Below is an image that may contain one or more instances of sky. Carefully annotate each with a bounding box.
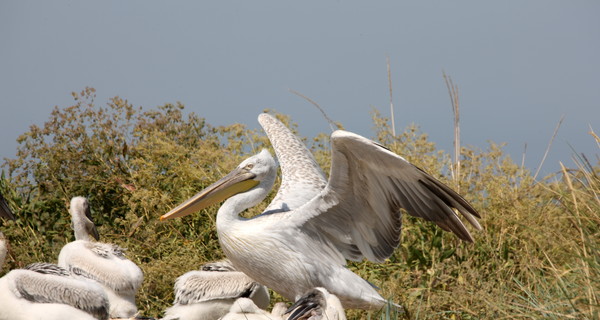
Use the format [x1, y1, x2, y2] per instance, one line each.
[1, 1, 598, 178]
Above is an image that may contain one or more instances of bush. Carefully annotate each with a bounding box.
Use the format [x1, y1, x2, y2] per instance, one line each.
[1, 88, 598, 319]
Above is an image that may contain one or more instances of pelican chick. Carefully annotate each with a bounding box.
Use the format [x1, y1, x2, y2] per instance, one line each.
[286, 288, 346, 320]
[0, 262, 109, 320]
[58, 196, 144, 318]
[162, 259, 269, 320]
[161, 113, 482, 310]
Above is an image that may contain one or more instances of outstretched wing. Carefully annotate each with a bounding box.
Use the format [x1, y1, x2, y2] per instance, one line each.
[258, 113, 327, 213]
[291, 130, 482, 263]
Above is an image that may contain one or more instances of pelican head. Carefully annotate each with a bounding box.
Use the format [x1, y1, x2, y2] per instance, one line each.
[69, 196, 100, 241]
[160, 149, 277, 221]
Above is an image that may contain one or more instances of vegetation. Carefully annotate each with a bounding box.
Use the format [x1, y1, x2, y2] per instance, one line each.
[0, 87, 598, 319]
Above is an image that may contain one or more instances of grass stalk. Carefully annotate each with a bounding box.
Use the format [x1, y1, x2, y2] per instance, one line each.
[387, 56, 396, 137]
[443, 71, 461, 189]
[533, 115, 564, 180]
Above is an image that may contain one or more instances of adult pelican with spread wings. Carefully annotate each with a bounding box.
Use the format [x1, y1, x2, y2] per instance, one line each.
[161, 113, 482, 310]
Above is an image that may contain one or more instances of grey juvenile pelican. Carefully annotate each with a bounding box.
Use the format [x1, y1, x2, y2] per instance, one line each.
[58, 196, 144, 318]
[162, 259, 269, 320]
[161, 113, 482, 309]
[0, 242, 109, 320]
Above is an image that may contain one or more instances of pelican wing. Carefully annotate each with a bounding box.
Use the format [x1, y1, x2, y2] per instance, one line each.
[201, 259, 236, 272]
[290, 130, 482, 263]
[174, 270, 263, 305]
[9, 264, 109, 319]
[258, 113, 327, 213]
[60, 241, 143, 293]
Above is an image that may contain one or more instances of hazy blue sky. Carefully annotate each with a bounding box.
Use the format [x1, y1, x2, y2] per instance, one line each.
[1, 1, 598, 177]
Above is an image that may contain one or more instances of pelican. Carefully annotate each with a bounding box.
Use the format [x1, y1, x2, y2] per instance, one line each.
[220, 288, 344, 320]
[0, 190, 16, 221]
[58, 196, 144, 318]
[0, 260, 109, 320]
[162, 259, 270, 320]
[219, 297, 284, 320]
[271, 302, 290, 319]
[286, 288, 346, 320]
[161, 113, 482, 309]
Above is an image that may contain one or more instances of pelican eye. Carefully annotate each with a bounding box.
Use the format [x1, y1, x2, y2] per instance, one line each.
[245, 163, 254, 170]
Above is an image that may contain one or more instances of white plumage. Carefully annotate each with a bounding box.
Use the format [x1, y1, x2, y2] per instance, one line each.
[162, 259, 269, 320]
[0, 262, 109, 320]
[161, 113, 482, 309]
[58, 196, 144, 318]
[220, 298, 286, 320]
[219, 298, 284, 320]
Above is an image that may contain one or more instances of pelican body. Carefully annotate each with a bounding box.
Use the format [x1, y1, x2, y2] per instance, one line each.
[219, 297, 287, 320]
[58, 196, 144, 318]
[161, 113, 482, 309]
[162, 259, 269, 320]
[0, 262, 109, 320]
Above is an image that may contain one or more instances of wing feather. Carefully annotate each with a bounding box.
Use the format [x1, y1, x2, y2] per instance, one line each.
[285, 130, 482, 263]
[258, 113, 327, 213]
[174, 270, 262, 305]
[59, 240, 143, 293]
[7, 267, 109, 319]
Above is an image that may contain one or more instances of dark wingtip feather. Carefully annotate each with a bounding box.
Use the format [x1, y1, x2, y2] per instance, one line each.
[417, 178, 481, 242]
[286, 288, 325, 320]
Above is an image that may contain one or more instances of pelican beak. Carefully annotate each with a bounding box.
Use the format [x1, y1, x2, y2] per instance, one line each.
[160, 167, 259, 221]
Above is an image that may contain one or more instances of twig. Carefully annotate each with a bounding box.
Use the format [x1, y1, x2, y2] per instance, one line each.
[589, 125, 600, 148]
[533, 115, 564, 180]
[521, 143, 527, 171]
[289, 89, 337, 132]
